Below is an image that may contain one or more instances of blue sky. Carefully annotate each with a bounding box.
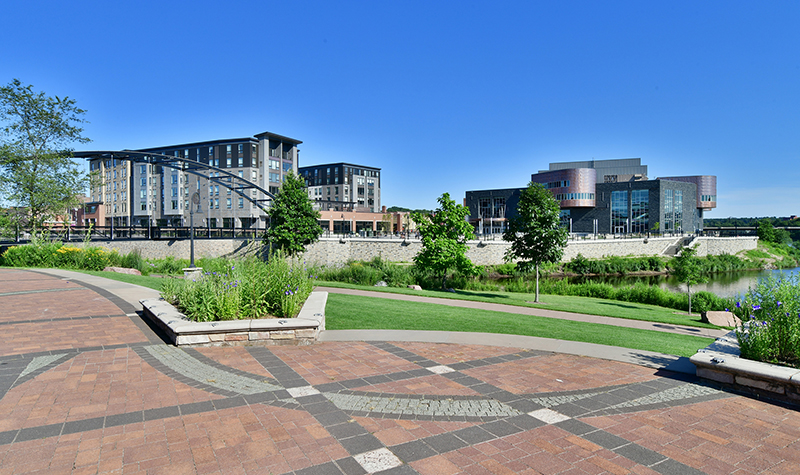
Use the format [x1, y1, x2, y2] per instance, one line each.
[2, 1, 798, 217]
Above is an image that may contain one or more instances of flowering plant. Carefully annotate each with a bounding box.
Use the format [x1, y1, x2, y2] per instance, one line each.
[732, 275, 800, 367]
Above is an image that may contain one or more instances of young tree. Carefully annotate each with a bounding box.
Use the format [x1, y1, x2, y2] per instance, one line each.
[671, 246, 707, 315]
[265, 171, 323, 256]
[412, 193, 478, 290]
[502, 182, 568, 303]
[0, 79, 91, 230]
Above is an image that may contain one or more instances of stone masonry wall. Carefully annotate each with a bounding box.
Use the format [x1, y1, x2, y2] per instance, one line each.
[69, 236, 758, 266]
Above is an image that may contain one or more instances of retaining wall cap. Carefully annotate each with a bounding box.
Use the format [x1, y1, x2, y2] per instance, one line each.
[249, 318, 319, 331]
[691, 352, 800, 384]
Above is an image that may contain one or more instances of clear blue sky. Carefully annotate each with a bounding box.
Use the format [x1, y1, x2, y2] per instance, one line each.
[2, 1, 798, 218]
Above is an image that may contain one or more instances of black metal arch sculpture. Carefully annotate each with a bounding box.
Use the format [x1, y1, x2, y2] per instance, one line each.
[72, 150, 275, 213]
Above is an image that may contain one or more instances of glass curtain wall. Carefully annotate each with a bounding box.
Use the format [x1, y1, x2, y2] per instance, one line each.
[631, 189, 649, 233]
[611, 190, 628, 234]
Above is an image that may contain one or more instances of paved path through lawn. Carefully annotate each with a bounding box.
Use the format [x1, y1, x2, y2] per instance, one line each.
[317, 286, 729, 339]
[0, 268, 797, 475]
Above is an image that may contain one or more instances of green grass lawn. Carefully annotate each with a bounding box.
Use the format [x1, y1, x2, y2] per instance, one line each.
[325, 292, 713, 357]
[76, 270, 168, 291]
[65, 271, 714, 356]
[316, 280, 719, 329]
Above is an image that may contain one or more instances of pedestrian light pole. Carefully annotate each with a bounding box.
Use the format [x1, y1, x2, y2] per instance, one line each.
[190, 192, 200, 268]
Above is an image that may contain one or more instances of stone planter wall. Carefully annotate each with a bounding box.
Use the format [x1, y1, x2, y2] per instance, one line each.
[140, 291, 327, 347]
[691, 330, 800, 403]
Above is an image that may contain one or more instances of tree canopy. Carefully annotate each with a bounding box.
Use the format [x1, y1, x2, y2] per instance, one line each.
[265, 171, 323, 256]
[502, 182, 568, 302]
[0, 79, 91, 230]
[412, 192, 478, 289]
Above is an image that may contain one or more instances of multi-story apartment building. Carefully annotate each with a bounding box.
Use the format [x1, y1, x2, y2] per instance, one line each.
[298, 163, 381, 213]
[88, 131, 301, 228]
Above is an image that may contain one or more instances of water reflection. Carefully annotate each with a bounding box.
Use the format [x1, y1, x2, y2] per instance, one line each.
[554, 267, 800, 299]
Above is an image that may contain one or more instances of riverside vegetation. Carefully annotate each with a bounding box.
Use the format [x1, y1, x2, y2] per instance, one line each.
[2, 236, 794, 321]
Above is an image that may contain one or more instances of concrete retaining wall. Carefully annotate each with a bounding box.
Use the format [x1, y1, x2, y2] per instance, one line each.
[68, 235, 758, 266]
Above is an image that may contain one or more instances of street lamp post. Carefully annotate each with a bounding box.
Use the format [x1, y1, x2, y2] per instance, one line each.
[190, 192, 200, 267]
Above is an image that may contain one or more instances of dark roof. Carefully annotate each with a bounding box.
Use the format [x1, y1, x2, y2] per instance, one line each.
[254, 131, 302, 144]
[298, 162, 381, 171]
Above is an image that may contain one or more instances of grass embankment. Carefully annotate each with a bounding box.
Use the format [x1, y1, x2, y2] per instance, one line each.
[70, 271, 714, 357]
[324, 293, 712, 357]
[316, 281, 719, 329]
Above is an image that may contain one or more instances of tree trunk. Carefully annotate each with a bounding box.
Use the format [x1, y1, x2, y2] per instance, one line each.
[441, 272, 447, 291]
[687, 284, 692, 315]
[535, 263, 540, 303]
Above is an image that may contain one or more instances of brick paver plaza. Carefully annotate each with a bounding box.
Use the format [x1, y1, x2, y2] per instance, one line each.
[1, 268, 799, 474]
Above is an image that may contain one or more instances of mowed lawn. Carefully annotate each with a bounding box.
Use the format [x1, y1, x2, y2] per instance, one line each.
[324, 292, 713, 357]
[77, 270, 715, 357]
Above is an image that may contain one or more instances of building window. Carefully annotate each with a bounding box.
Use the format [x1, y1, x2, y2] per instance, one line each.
[493, 197, 505, 218]
[226, 198, 232, 209]
[238, 198, 244, 209]
[674, 190, 683, 232]
[269, 159, 280, 170]
[664, 189, 674, 232]
[479, 198, 491, 218]
[631, 189, 649, 233]
[172, 200, 178, 210]
[269, 172, 280, 183]
[611, 190, 628, 233]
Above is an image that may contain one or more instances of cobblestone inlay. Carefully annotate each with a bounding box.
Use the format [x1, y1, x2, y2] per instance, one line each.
[607, 381, 725, 409]
[17, 353, 67, 379]
[530, 390, 607, 407]
[141, 345, 282, 395]
[325, 392, 521, 419]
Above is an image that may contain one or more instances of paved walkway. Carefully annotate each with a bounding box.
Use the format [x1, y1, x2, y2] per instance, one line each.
[1, 268, 798, 475]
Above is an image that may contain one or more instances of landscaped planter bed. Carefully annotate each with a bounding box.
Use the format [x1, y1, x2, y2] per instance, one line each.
[140, 291, 327, 346]
[691, 330, 800, 403]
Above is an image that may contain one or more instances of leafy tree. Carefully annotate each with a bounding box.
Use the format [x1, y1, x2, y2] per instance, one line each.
[0, 79, 91, 230]
[502, 182, 568, 303]
[265, 171, 323, 256]
[670, 246, 707, 315]
[412, 192, 478, 290]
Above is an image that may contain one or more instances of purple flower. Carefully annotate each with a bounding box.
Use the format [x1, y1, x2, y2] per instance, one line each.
[725, 308, 729, 312]
[777, 301, 782, 307]
[752, 304, 761, 311]
[735, 301, 741, 309]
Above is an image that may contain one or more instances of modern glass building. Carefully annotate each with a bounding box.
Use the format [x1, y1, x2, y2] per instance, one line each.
[465, 159, 716, 235]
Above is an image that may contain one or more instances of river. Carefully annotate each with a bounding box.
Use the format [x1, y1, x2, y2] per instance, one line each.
[558, 267, 800, 299]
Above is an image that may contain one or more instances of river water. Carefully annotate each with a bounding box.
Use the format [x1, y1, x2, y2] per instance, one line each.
[558, 267, 800, 299]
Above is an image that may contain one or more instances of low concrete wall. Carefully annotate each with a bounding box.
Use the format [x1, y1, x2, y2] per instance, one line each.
[66, 235, 758, 266]
[692, 330, 800, 404]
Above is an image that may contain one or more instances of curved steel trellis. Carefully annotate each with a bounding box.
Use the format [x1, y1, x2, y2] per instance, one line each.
[73, 150, 275, 213]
